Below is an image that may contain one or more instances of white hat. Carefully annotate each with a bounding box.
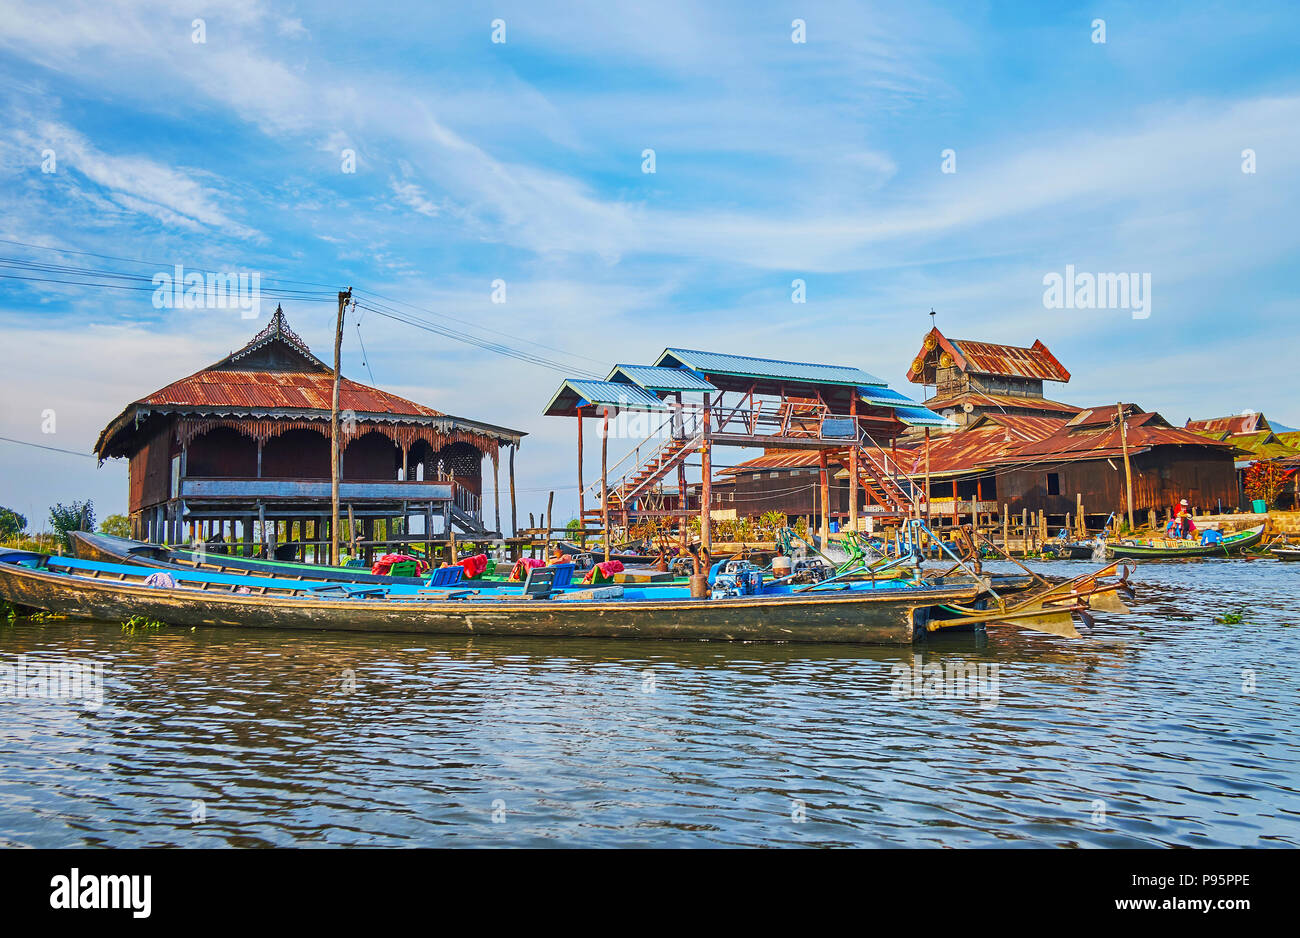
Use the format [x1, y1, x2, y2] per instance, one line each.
[1180, 499, 1189, 506]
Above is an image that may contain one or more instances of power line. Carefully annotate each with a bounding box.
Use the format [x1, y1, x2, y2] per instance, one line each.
[0, 435, 96, 458]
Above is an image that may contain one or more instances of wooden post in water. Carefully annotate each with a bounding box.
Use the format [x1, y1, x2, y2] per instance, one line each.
[1076, 493, 1084, 536]
[1002, 505, 1009, 553]
[1118, 402, 1135, 532]
[544, 491, 554, 561]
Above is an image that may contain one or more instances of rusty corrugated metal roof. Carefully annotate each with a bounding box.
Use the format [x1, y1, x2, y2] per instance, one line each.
[921, 390, 1081, 416]
[907, 328, 1070, 384]
[719, 450, 823, 475]
[1004, 410, 1232, 463]
[1185, 413, 1271, 436]
[139, 370, 447, 417]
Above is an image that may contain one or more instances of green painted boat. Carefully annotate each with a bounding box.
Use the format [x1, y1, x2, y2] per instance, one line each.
[1105, 524, 1265, 559]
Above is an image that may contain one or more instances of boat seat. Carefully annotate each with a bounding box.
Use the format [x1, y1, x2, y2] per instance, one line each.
[389, 560, 421, 577]
[548, 562, 575, 589]
[521, 566, 559, 599]
[425, 566, 465, 588]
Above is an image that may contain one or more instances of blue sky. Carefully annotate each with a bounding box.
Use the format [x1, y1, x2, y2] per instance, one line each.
[1, 0, 1298, 527]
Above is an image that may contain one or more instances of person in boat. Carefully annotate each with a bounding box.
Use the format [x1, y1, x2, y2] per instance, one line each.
[1174, 499, 1196, 539]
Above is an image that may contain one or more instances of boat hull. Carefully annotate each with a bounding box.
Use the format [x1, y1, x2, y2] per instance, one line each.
[0, 558, 980, 644]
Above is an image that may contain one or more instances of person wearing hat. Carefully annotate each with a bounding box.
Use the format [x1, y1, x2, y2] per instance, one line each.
[1174, 499, 1196, 539]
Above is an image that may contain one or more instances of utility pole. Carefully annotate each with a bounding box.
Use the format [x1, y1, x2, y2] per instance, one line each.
[331, 287, 352, 565]
[1117, 402, 1134, 532]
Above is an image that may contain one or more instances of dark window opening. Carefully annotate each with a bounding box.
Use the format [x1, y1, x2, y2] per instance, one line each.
[1046, 473, 1061, 496]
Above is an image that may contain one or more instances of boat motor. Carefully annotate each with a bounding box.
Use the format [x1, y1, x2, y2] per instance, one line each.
[709, 559, 765, 599]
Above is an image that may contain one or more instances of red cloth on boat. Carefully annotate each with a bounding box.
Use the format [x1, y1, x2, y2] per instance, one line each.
[583, 560, 624, 583]
[370, 553, 429, 576]
[458, 553, 489, 579]
[509, 557, 546, 581]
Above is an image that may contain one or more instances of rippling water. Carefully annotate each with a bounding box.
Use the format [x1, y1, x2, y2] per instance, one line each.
[2, 558, 1298, 847]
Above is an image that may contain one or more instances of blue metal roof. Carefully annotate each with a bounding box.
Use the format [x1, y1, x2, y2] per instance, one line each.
[655, 348, 886, 387]
[892, 405, 958, 428]
[858, 385, 923, 408]
[543, 379, 669, 417]
[607, 364, 717, 393]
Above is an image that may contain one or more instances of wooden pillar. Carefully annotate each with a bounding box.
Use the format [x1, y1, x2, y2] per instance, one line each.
[1118, 402, 1135, 531]
[848, 395, 859, 533]
[818, 450, 830, 545]
[577, 406, 586, 534]
[493, 452, 501, 537]
[924, 428, 932, 523]
[953, 480, 959, 527]
[700, 394, 713, 559]
[601, 408, 611, 564]
[508, 445, 518, 539]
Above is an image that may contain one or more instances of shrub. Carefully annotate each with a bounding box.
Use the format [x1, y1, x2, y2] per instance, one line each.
[100, 514, 131, 538]
[49, 500, 95, 550]
[0, 506, 26, 541]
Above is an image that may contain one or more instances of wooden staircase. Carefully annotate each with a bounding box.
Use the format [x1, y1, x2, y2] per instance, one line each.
[584, 432, 702, 524]
[837, 440, 919, 516]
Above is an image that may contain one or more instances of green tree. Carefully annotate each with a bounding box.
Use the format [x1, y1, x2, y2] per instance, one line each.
[49, 500, 95, 550]
[100, 514, 131, 538]
[0, 506, 27, 541]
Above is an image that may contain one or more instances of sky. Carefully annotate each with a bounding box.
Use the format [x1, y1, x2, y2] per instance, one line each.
[0, 0, 1298, 531]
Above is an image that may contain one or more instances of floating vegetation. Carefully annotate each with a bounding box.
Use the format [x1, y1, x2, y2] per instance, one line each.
[122, 615, 168, 633]
[1214, 609, 1246, 625]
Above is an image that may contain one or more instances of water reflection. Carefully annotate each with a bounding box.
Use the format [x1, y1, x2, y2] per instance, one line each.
[0, 558, 1296, 847]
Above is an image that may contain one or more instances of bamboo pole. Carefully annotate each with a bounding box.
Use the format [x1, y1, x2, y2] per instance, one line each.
[330, 287, 351, 565]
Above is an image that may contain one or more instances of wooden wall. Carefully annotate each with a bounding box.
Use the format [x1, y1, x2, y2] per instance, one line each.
[127, 419, 176, 513]
[994, 447, 1237, 517]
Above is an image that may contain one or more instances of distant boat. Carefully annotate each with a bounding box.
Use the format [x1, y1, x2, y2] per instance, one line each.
[1270, 546, 1300, 561]
[1106, 524, 1265, 559]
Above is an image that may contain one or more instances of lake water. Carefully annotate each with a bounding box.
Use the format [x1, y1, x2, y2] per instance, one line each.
[1, 558, 1297, 847]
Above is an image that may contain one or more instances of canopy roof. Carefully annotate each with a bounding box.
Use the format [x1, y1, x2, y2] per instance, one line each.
[606, 364, 717, 393]
[543, 379, 670, 417]
[96, 307, 525, 458]
[654, 348, 886, 388]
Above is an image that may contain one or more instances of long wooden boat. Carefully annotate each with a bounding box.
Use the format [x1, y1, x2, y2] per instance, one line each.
[1105, 524, 1265, 559]
[1, 547, 1132, 643]
[3, 547, 992, 644]
[71, 531, 433, 585]
[1270, 547, 1300, 561]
